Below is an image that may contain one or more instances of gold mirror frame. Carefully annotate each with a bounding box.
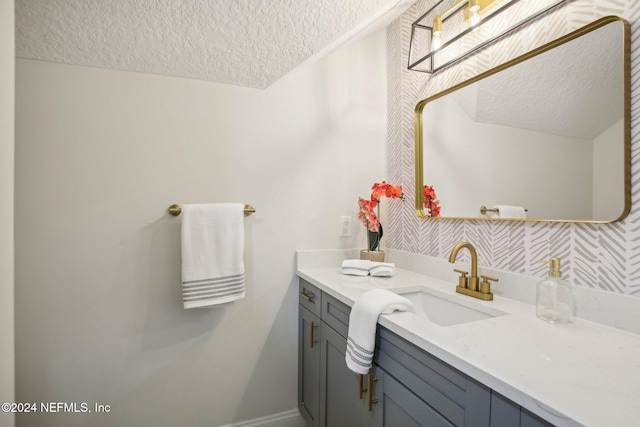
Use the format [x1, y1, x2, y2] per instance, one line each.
[415, 16, 631, 223]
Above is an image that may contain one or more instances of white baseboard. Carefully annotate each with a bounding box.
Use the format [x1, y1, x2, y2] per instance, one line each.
[219, 409, 306, 427]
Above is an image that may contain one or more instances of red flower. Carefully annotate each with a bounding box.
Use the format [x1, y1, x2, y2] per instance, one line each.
[358, 182, 404, 251]
[358, 182, 404, 231]
[371, 181, 404, 202]
[423, 185, 441, 217]
[358, 198, 380, 232]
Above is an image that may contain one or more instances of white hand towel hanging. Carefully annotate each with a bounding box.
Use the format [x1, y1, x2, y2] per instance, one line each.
[181, 203, 245, 309]
[345, 289, 414, 374]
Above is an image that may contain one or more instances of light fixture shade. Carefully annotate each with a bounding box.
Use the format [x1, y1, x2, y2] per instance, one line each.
[408, 0, 569, 74]
[431, 15, 443, 50]
[433, 15, 443, 33]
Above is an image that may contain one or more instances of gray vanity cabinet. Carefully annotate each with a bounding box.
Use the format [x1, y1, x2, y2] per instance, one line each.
[372, 367, 454, 427]
[298, 281, 322, 427]
[297, 279, 555, 427]
[298, 281, 370, 427]
[320, 323, 371, 427]
[490, 390, 554, 427]
[319, 284, 370, 427]
[375, 328, 492, 427]
[299, 305, 321, 426]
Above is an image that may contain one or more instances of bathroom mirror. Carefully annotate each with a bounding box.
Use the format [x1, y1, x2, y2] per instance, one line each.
[415, 16, 630, 222]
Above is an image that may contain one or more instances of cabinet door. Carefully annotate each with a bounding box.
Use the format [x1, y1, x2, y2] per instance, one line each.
[490, 391, 555, 427]
[320, 324, 371, 427]
[299, 306, 321, 427]
[377, 328, 491, 427]
[372, 368, 456, 427]
[300, 280, 322, 317]
[521, 410, 555, 427]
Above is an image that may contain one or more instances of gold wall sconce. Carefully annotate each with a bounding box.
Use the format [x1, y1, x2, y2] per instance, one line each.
[408, 0, 569, 74]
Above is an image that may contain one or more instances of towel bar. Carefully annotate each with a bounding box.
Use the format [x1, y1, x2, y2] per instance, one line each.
[168, 204, 256, 216]
[480, 206, 528, 215]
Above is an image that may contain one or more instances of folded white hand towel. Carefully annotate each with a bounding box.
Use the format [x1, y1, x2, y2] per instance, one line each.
[345, 289, 414, 374]
[341, 259, 372, 276]
[495, 205, 526, 219]
[369, 262, 396, 277]
[181, 203, 245, 309]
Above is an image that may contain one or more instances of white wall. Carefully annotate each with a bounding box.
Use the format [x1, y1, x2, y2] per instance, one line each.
[593, 119, 625, 220]
[423, 96, 593, 219]
[15, 30, 387, 426]
[0, 0, 15, 426]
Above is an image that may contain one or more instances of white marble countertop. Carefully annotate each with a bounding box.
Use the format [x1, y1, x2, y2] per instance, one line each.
[296, 250, 640, 427]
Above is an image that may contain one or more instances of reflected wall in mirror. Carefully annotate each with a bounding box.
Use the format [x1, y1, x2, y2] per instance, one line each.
[415, 16, 630, 222]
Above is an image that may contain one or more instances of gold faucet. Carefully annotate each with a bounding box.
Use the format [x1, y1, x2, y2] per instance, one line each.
[448, 241, 496, 301]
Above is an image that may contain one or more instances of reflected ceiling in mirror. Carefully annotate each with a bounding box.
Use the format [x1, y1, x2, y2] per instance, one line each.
[415, 16, 630, 222]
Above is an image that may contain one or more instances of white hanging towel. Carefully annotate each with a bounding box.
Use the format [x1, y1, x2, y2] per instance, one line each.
[345, 289, 414, 374]
[495, 205, 526, 219]
[181, 203, 245, 309]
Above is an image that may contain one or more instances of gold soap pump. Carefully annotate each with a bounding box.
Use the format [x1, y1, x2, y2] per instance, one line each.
[536, 258, 574, 323]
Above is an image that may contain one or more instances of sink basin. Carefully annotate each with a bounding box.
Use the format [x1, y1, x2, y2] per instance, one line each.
[399, 288, 507, 326]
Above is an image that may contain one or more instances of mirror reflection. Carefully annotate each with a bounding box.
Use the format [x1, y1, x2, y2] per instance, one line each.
[415, 17, 630, 222]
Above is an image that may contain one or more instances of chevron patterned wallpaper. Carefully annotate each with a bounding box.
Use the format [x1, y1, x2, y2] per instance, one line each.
[386, 0, 640, 295]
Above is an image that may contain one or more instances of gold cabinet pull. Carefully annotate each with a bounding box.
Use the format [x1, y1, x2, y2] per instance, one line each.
[367, 373, 378, 412]
[310, 321, 319, 348]
[300, 292, 314, 302]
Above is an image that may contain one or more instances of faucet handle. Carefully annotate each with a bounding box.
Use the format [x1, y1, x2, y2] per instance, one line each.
[454, 269, 469, 288]
[479, 275, 498, 294]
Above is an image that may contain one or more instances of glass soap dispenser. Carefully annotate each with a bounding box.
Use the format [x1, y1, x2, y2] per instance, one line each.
[536, 258, 574, 323]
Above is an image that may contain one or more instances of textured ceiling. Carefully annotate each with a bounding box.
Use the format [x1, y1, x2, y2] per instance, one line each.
[16, 0, 414, 89]
[455, 22, 622, 140]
